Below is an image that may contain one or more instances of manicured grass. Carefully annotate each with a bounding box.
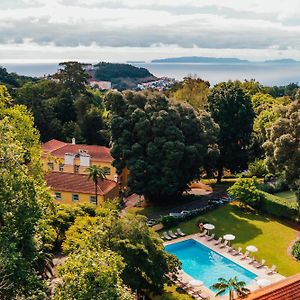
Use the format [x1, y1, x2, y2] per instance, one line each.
[274, 190, 297, 203]
[167, 203, 300, 276]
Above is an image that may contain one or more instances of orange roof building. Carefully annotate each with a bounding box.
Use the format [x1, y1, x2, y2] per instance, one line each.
[238, 273, 300, 300]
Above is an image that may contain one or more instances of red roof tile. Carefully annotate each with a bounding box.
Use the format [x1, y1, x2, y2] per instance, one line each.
[42, 139, 113, 163]
[45, 172, 118, 195]
[237, 274, 300, 300]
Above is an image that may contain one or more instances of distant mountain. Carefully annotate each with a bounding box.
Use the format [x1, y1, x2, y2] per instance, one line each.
[264, 59, 299, 64]
[151, 56, 250, 63]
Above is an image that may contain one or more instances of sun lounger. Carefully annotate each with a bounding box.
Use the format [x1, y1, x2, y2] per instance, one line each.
[214, 237, 222, 245]
[248, 257, 256, 264]
[240, 251, 249, 260]
[227, 246, 234, 252]
[231, 247, 242, 256]
[168, 230, 177, 239]
[219, 240, 228, 248]
[199, 229, 207, 237]
[207, 233, 215, 241]
[163, 232, 172, 240]
[255, 259, 266, 268]
[267, 265, 277, 275]
[177, 228, 186, 236]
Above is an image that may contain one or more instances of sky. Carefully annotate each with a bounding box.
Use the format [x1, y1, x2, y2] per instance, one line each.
[1, 0, 300, 62]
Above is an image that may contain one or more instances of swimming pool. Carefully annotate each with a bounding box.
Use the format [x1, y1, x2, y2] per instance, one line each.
[165, 239, 257, 289]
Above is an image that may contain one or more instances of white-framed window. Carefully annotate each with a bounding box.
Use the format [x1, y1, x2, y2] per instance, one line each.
[72, 194, 79, 202]
[90, 196, 97, 204]
[59, 164, 64, 172]
[103, 167, 111, 175]
[48, 162, 54, 171]
[55, 192, 62, 200]
[74, 165, 80, 174]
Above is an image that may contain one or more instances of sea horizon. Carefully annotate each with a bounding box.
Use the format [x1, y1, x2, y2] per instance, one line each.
[2, 61, 300, 86]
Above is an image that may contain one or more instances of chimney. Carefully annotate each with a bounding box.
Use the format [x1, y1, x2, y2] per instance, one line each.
[71, 138, 76, 145]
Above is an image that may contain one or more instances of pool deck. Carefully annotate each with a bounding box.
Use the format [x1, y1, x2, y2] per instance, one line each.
[164, 233, 285, 299]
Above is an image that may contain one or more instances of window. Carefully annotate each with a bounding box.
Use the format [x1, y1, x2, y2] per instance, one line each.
[74, 165, 80, 173]
[103, 167, 111, 175]
[48, 162, 54, 171]
[55, 192, 61, 200]
[59, 164, 64, 172]
[72, 194, 79, 202]
[90, 196, 97, 204]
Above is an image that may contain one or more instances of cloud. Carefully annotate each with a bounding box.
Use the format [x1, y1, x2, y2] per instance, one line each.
[0, 0, 300, 60]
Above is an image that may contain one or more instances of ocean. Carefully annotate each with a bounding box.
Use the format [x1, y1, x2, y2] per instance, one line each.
[2, 62, 300, 86]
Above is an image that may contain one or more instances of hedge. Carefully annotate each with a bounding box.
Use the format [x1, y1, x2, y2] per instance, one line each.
[292, 240, 300, 261]
[260, 191, 299, 221]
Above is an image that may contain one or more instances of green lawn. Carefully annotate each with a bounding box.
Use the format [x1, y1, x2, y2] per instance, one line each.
[167, 203, 300, 276]
[150, 284, 193, 300]
[274, 190, 297, 203]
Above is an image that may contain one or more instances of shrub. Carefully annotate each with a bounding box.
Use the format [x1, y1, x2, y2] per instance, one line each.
[292, 240, 300, 260]
[260, 191, 299, 221]
[160, 216, 179, 228]
[227, 177, 265, 208]
[248, 159, 268, 177]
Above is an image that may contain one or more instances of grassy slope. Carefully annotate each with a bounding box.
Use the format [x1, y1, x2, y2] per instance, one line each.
[167, 203, 300, 276]
[274, 190, 298, 203]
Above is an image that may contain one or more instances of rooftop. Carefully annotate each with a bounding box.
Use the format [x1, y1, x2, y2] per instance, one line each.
[238, 273, 300, 300]
[45, 172, 117, 195]
[42, 139, 113, 163]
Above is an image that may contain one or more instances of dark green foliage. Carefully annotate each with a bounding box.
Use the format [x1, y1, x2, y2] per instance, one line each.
[94, 62, 154, 89]
[107, 90, 219, 203]
[53, 61, 90, 95]
[260, 192, 299, 221]
[292, 240, 300, 260]
[95, 62, 152, 81]
[266, 83, 299, 98]
[207, 81, 255, 182]
[15, 79, 109, 144]
[263, 97, 300, 205]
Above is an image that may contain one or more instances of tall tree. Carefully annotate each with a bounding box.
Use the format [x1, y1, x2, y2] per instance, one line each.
[53, 61, 90, 95]
[263, 95, 300, 205]
[87, 165, 107, 205]
[207, 81, 255, 182]
[107, 90, 219, 203]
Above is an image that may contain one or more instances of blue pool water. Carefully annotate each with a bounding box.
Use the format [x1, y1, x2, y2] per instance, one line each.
[165, 239, 256, 289]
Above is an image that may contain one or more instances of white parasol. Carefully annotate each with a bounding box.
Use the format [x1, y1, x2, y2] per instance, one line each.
[204, 223, 215, 234]
[223, 234, 236, 246]
[246, 245, 258, 253]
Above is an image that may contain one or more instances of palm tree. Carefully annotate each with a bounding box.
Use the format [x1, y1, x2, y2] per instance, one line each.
[211, 277, 250, 300]
[86, 165, 107, 205]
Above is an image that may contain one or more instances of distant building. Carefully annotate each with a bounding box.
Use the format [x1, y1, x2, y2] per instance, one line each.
[42, 139, 128, 205]
[89, 80, 112, 90]
[137, 77, 176, 91]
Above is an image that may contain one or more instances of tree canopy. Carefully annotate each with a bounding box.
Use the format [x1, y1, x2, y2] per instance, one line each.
[263, 95, 300, 205]
[207, 81, 255, 182]
[107, 90, 219, 202]
[0, 85, 52, 299]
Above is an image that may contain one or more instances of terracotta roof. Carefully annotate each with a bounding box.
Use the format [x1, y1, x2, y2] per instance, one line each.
[42, 139, 113, 163]
[45, 172, 118, 195]
[42, 139, 67, 153]
[237, 274, 300, 300]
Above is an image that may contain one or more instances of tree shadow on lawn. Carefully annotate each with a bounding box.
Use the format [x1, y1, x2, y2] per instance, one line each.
[203, 208, 265, 245]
